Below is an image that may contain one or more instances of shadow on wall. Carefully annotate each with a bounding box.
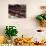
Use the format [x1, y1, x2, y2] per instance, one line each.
[30, 16, 40, 27]
[0, 26, 5, 35]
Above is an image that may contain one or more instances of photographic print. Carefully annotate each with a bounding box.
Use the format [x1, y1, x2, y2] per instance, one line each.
[8, 4, 26, 18]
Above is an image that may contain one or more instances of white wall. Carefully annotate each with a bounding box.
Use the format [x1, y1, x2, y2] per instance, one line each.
[0, 0, 46, 39]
